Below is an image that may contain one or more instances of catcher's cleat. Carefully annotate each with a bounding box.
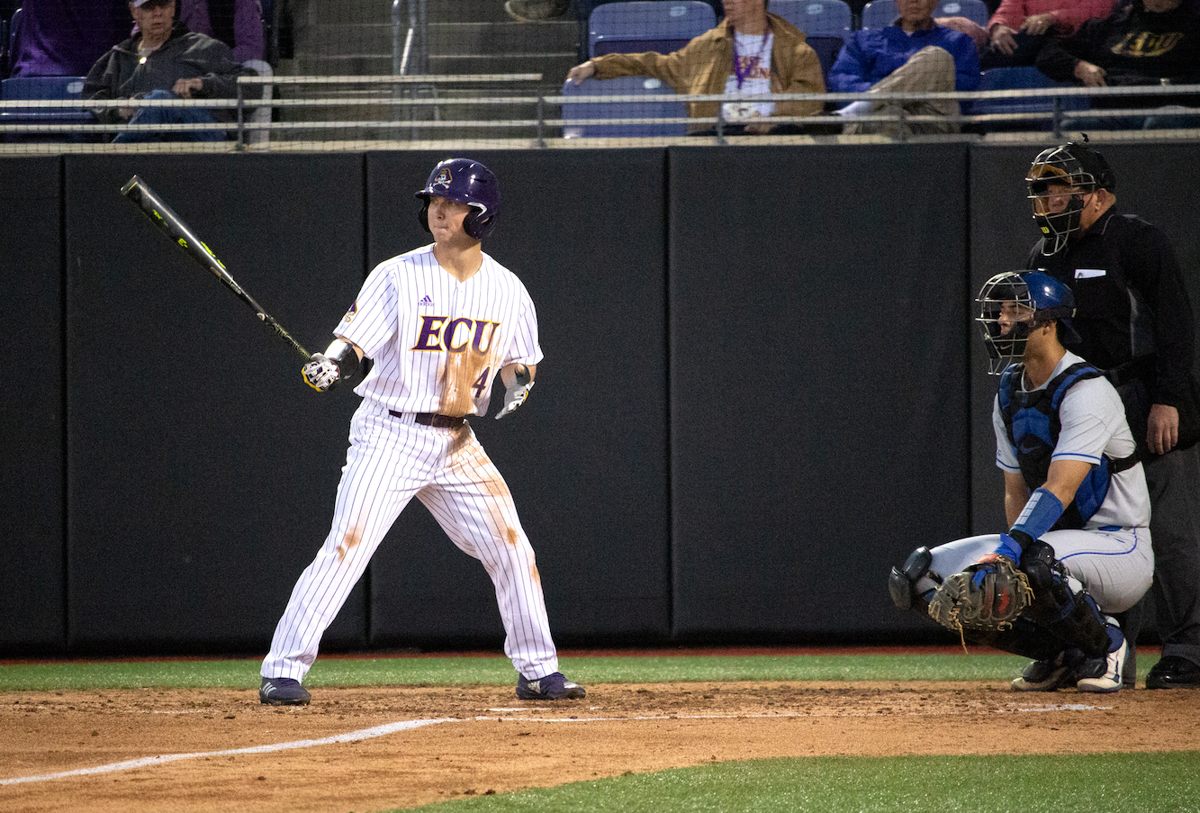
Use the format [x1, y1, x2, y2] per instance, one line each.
[1077, 633, 1128, 693]
[516, 672, 586, 700]
[260, 676, 311, 705]
[1011, 648, 1085, 691]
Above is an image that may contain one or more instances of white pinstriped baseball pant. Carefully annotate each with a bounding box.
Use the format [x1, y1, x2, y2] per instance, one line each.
[261, 398, 560, 682]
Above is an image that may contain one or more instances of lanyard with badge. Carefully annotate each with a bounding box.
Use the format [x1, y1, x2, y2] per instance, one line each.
[728, 22, 771, 122]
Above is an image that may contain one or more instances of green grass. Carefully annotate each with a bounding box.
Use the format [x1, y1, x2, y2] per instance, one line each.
[0, 652, 1186, 812]
[401, 752, 1200, 812]
[0, 652, 1165, 692]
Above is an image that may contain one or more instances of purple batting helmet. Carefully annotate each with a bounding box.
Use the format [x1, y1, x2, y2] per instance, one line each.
[415, 158, 501, 240]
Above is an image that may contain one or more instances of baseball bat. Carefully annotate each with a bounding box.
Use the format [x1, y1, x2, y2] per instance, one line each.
[120, 175, 311, 360]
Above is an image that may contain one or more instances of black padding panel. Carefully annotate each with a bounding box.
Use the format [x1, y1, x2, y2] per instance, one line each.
[64, 154, 367, 654]
[668, 144, 972, 641]
[0, 156, 67, 653]
[363, 150, 671, 650]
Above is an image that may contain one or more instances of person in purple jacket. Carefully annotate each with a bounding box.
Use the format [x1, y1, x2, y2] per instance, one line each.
[828, 0, 981, 134]
[8, 0, 131, 77]
[178, 0, 264, 64]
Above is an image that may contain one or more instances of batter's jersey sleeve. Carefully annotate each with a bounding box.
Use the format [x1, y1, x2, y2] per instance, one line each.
[334, 253, 401, 360]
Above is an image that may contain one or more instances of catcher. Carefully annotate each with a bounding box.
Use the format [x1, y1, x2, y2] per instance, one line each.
[889, 271, 1153, 693]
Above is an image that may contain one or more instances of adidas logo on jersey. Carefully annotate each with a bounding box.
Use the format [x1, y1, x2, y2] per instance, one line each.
[418, 295, 434, 307]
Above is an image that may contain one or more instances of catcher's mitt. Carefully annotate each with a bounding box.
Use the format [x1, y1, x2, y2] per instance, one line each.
[927, 558, 1034, 634]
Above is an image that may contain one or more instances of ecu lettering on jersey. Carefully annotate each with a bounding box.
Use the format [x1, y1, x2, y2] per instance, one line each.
[410, 315, 500, 354]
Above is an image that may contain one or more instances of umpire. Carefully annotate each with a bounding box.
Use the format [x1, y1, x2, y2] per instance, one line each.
[1023, 140, 1200, 689]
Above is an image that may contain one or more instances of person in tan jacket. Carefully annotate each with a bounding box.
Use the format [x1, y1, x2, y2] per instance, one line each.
[566, 0, 825, 134]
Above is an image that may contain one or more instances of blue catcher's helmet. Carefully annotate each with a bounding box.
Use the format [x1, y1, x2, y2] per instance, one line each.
[976, 271, 1081, 374]
[415, 158, 500, 240]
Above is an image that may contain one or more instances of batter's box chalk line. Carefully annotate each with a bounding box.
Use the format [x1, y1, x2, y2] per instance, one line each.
[1, 702, 1110, 786]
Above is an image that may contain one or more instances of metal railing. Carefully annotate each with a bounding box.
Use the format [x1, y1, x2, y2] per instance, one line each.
[1, 80, 1197, 150]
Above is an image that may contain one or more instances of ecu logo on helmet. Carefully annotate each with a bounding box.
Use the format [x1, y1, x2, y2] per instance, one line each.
[432, 167, 452, 188]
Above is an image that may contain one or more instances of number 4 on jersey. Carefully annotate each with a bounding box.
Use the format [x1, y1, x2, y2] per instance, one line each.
[473, 368, 490, 399]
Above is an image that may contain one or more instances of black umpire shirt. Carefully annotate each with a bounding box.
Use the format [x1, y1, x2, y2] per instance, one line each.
[1025, 207, 1197, 419]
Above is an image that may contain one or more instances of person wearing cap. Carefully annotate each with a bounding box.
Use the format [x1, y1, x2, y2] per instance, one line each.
[1024, 141, 1200, 690]
[83, 0, 251, 142]
[1035, 0, 1200, 129]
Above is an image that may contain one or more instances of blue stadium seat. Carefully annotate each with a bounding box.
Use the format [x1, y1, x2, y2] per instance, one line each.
[0, 75, 93, 141]
[771, 0, 852, 37]
[589, 1, 717, 58]
[561, 75, 688, 138]
[804, 36, 845, 85]
[934, 0, 989, 26]
[966, 66, 1089, 131]
[862, 0, 989, 28]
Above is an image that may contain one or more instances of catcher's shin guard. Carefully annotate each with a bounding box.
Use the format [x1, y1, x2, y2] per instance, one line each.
[970, 617, 1069, 662]
[1019, 540, 1111, 658]
[889, 547, 933, 610]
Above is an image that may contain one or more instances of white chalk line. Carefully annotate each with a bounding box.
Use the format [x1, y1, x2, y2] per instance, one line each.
[0, 717, 456, 787]
[1, 702, 1107, 787]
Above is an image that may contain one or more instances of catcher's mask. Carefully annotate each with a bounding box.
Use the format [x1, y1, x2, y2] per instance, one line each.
[1026, 141, 1115, 256]
[976, 271, 1080, 374]
[415, 157, 501, 241]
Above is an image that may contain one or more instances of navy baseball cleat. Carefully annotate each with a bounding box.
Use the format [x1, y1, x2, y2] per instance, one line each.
[1011, 648, 1085, 691]
[516, 672, 586, 700]
[260, 677, 311, 705]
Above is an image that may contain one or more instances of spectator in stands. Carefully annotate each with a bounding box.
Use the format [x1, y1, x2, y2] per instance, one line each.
[982, 0, 1117, 68]
[178, 0, 265, 63]
[8, 0, 131, 77]
[827, 0, 981, 134]
[564, 0, 825, 135]
[1036, 0, 1200, 128]
[84, 0, 250, 142]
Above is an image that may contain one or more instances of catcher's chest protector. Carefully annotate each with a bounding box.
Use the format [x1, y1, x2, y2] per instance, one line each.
[999, 361, 1111, 529]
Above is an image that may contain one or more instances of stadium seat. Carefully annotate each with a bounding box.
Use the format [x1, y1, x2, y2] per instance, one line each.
[561, 75, 688, 138]
[966, 66, 1089, 131]
[771, 0, 851, 37]
[589, 1, 716, 58]
[0, 75, 93, 142]
[862, 0, 989, 28]
[806, 36, 844, 84]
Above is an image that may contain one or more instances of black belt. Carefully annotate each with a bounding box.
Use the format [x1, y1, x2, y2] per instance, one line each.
[389, 410, 466, 428]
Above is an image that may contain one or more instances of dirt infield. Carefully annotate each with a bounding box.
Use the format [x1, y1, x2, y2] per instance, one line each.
[4, 680, 1199, 813]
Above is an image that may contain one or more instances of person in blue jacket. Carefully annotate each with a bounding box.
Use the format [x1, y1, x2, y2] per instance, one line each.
[828, 0, 981, 134]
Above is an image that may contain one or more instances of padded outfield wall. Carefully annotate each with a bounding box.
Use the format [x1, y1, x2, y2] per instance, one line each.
[2, 143, 1197, 655]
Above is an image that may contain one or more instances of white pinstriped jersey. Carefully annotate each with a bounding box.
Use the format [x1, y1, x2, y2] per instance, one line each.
[335, 244, 543, 417]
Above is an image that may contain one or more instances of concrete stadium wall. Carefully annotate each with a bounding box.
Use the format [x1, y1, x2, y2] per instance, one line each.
[3, 142, 1197, 656]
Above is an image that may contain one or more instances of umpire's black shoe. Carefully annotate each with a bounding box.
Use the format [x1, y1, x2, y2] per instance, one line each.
[1146, 656, 1200, 689]
[260, 677, 311, 705]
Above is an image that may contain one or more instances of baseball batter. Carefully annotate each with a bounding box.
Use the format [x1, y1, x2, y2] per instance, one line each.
[890, 271, 1153, 693]
[259, 158, 585, 705]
